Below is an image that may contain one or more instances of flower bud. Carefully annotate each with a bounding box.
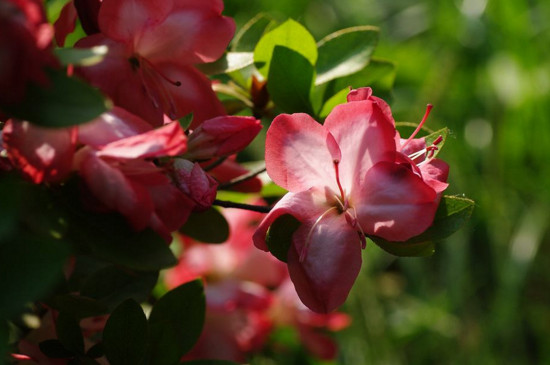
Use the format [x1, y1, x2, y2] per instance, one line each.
[173, 159, 218, 211]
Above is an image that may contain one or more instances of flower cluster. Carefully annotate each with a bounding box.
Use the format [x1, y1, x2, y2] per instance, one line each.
[165, 204, 350, 362]
[254, 87, 449, 313]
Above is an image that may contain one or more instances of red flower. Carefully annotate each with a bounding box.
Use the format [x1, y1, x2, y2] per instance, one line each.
[75, 0, 235, 126]
[254, 88, 447, 313]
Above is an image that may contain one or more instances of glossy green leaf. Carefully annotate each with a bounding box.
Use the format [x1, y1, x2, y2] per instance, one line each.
[103, 299, 148, 365]
[147, 280, 206, 365]
[265, 214, 301, 263]
[316, 26, 379, 85]
[56, 312, 84, 355]
[39, 339, 75, 359]
[370, 195, 475, 257]
[331, 57, 397, 94]
[179, 207, 230, 244]
[51, 294, 109, 319]
[196, 52, 254, 75]
[319, 87, 349, 118]
[0, 68, 110, 128]
[232, 13, 274, 52]
[80, 266, 158, 311]
[254, 19, 317, 78]
[54, 46, 108, 66]
[0, 234, 69, 319]
[267, 46, 315, 114]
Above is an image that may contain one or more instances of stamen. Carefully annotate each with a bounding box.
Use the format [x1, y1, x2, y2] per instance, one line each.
[432, 135, 443, 146]
[400, 104, 433, 152]
[346, 208, 367, 249]
[300, 206, 338, 262]
[140, 56, 182, 86]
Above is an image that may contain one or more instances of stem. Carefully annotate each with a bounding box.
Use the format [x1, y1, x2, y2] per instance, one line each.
[218, 166, 266, 190]
[203, 156, 227, 171]
[213, 199, 271, 213]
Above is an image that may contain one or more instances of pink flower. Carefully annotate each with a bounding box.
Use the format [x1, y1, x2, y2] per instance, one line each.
[186, 116, 262, 160]
[2, 120, 77, 183]
[172, 159, 218, 211]
[0, 0, 57, 106]
[254, 88, 447, 313]
[75, 0, 235, 126]
[75, 107, 193, 241]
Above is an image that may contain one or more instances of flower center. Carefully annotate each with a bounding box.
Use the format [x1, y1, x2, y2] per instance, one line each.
[129, 55, 182, 119]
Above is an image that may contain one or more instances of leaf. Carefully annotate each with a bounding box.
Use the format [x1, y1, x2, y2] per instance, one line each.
[39, 339, 75, 359]
[196, 52, 254, 75]
[103, 299, 148, 365]
[319, 87, 349, 118]
[370, 195, 475, 257]
[267, 46, 315, 114]
[54, 46, 108, 66]
[0, 321, 7, 361]
[265, 214, 301, 263]
[232, 13, 274, 52]
[0, 234, 69, 319]
[0, 174, 28, 240]
[179, 207, 229, 244]
[315, 26, 379, 85]
[147, 280, 206, 365]
[51, 294, 109, 319]
[330, 57, 397, 94]
[80, 266, 158, 311]
[254, 19, 317, 78]
[0, 68, 110, 128]
[56, 312, 84, 355]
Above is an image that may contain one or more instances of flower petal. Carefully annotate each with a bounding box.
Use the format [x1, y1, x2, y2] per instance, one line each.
[323, 99, 396, 193]
[354, 161, 438, 241]
[265, 113, 337, 193]
[97, 121, 186, 159]
[2, 120, 76, 183]
[287, 212, 362, 313]
[98, 0, 173, 43]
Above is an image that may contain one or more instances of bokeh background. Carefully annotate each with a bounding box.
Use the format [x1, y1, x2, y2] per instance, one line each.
[224, 0, 550, 364]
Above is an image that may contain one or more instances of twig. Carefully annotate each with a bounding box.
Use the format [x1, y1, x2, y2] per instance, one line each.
[213, 199, 271, 213]
[218, 166, 266, 190]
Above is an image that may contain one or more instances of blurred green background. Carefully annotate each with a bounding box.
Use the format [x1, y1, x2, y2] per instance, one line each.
[226, 0, 550, 364]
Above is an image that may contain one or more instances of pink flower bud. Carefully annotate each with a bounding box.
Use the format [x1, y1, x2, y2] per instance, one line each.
[173, 159, 218, 211]
[186, 116, 262, 160]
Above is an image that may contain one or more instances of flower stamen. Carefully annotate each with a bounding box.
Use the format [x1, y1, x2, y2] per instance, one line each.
[300, 206, 338, 262]
[400, 104, 433, 152]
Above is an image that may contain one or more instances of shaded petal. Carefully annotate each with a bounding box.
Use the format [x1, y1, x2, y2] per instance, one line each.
[355, 161, 438, 241]
[420, 158, 449, 195]
[148, 183, 195, 241]
[288, 212, 362, 313]
[324, 100, 396, 193]
[265, 113, 337, 193]
[54, 0, 77, 46]
[136, 2, 235, 65]
[98, 0, 173, 43]
[97, 121, 186, 159]
[78, 150, 153, 230]
[78, 107, 153, 147]
[2, 120, 76, 183]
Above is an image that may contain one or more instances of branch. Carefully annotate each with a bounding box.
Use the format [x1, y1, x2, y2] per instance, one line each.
[213, 199, 271, 213]
[218, 166, 266, 190]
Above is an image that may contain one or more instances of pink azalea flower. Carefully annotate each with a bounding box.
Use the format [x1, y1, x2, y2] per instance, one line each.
[75, 107, 193, 241]
[185, 116, 262, 160]
[254, 88, 448, 313]
[75, 0, 235, 126]
[2, 120, 77, 183]
[171, 159, 218, 211]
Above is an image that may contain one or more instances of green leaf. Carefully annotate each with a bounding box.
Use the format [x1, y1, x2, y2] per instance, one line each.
[103, 299, 148, 365]
[315, 26, 379, 85]
[51, 294, 109, 319]
[147, 280, 206, 365]
[54, 46, 108, 67]
[56, 312, 84, 355]
[370, 195, 475, 257]
[0, 174, 28, 240]
[80, 266, 158, 311]
[0, 68, 110, 128]
[319, 87, 349, 118]
[267, 46, 315, 114]
[0, 321, 7, 361]
[179, 207, 229, 243]
[265, 214, 301, 263]
[0, 234, 69, 319]
[330, 57, 397, 94]
[196, 52, 254, 75]
[232, 13, 274, 52]
[254, 19, 317, 78]
[39, 339, 75, 359]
